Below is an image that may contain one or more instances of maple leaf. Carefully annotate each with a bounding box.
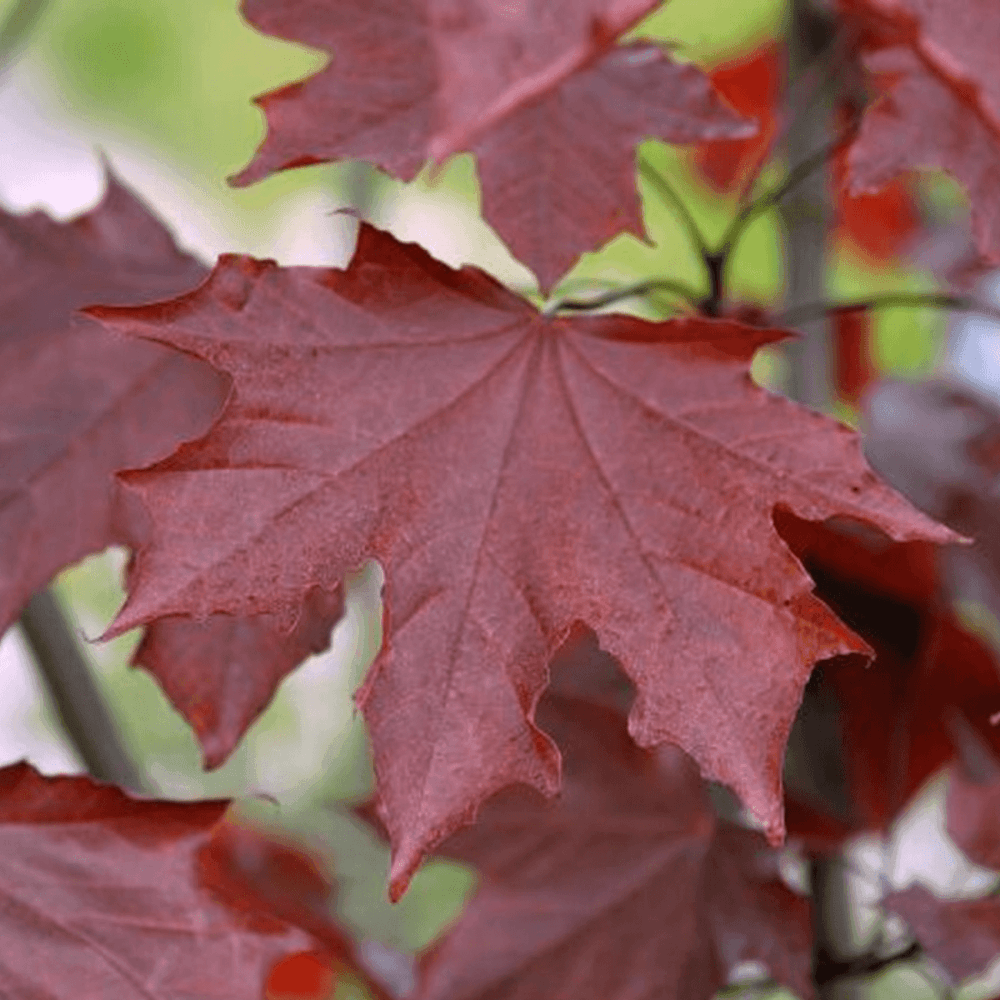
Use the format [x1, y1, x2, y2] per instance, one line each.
[832, 310, 873, 405]
[0, 761, 315, 997]
[880, 724, 1000, 981]
[775, 508, 1000, 829]
[90, 223, 953, 899]
[232, 0, 752, 291]
[0, 176, 343, 768]
[862, 378, 1000, 643]
[0, 175, 226, 636]
[203, 819, 402, 1000]
[838, 0, 1000, 263]
[406, 689, 815, 1000]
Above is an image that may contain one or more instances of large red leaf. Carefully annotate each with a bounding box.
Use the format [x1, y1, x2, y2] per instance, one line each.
[0, 175, 340, 770]
[838, 0, 1000, 262]
[90, 224, 952, 899]
[411, 692, 814, 1000]
[0, 761, 315, 997]
[232, 0, 752, 291]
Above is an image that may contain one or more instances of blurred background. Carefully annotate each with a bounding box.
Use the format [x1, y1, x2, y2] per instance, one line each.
[1, 0, 998, 997]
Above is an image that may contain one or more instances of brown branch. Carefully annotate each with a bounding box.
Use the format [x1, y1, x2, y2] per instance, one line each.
[19, 589, 144, 792]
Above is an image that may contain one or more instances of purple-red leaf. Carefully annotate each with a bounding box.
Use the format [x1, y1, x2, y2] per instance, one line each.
[412, 693, 815, 1000]
[233, 0, 751, 290]
[91, 224, 952, 899]
[839, 0, 1000, 263]
[0, 762, 314, 997]
[885, 885, 1000, 983]
[0, 177, 228, 635]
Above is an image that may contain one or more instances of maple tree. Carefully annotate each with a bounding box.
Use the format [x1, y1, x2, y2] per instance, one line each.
[8, 0, 1000, 997]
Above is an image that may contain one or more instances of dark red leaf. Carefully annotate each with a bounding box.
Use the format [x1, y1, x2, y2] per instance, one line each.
[839, 0, 1000, 263]
[833, 309, 874, 404]
[411, 693, 814, 1000]
[201, 820, 401, 1000]
[200, 821, 350, 960]
[233, 0, 752, 290]
[776, 509, 1000, 829]
[0, 176, 228, 635]
[90, 223, 952, 899]
[0, 762, 313, 997]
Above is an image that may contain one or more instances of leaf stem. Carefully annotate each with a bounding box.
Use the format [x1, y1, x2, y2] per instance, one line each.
[19, 589, 145, 792]
[637, 153, 711, 260]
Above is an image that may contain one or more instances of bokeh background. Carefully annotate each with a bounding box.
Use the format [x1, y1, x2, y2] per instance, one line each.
[1, 0, 998, 997]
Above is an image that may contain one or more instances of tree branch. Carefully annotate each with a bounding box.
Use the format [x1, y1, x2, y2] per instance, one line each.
[19, 589, 144, 792]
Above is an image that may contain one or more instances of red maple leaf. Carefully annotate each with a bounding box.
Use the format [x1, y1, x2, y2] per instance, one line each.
[408, 689, 815, 1000]
[0, 176, 226, 635]
[838, 0, 1000, 263]
[0, 762, 315, 997]
[775, 507, 1000, 830]
[0, 175, 342, 770]
[90, 224, 952, 900]
[231, 0, 753, 291]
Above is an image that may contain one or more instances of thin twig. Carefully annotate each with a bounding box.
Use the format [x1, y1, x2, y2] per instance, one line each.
[19, 589, 144, 791]
[637, 153, 711, 259]
[545, 277, 703, 315]
[720, 133, 846, 260]
[777, 292, 1000, 328]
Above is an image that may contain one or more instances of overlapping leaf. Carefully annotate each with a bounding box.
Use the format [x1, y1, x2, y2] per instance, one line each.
[884, 884, 1000, 983]
[839, 0, 1000, 262]
[765, 380, 1000, 829]
[883, 739, 1000, 984]
[0, 177, 340, 768]
[233, 0, 752, 290]
[410, 691, 814, 1000]
[693, 41, 784, 193]
[0, 762, 314, 997]
[91, 223, 953, 898]
[135, 584, 343, 770]
[0, 177, 225, 635]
